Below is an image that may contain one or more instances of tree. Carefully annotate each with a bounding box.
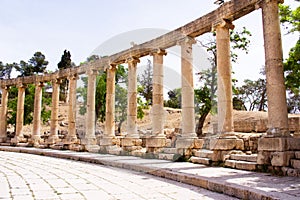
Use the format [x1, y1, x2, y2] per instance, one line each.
[15, 52, 48, 77]
[57, 50, 73, 101]
[0, 62, 15, 79]
[164, 88, 181, 109]
[138, 59, 153, 105]
[280, 2, 300, 113]
[195, 27, 251, 137]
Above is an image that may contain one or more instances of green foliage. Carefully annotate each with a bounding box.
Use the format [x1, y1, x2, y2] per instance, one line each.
[138, 59, 153, 104]
[279, 3, 300, 34]
[164, 88, 181, 108]
[0, 62, 15, 79]
[57, 50, 73, 101]
[15, 52, 48, 77]
[95, 72, 107, 122]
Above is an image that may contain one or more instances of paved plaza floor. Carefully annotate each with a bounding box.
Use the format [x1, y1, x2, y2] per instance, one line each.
[0, 146, 299, 200]
[0, 150, 236, 200]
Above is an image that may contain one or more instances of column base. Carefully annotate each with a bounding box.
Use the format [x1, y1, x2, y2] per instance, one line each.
[266, 128, 291, 137]
[46, 135, 60, 145]
[64, 135, 79, 145]
[121, 137, 142, 147]
[11, 135, 26, 145]
[146, 137, 166, 153]
[28, 135, 43, 147]
[81, 137, 100, 153]
[0, 136, 7, 143]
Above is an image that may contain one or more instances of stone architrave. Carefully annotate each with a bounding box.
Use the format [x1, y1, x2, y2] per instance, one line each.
[82, 68, 100, 152]
[146, 49, 167, 150]
[31, 82, 44, 146]
[176, 37, 197, 149]
[214, 19, 235, 134]
[101, 65, 116, 147]
[126, 57, 140, 138]
[0, 86, 9, 143]
[261, 0, 289, 136]
[47, 79, 61, 144]
[66, 74, 79, 144]
[11, 83, 26, 144]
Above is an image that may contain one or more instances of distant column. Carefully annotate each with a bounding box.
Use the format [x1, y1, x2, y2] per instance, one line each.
[261, 0, 289, 136]
[0, 86, 9, 143]
[31, 82, 44, 146]
[126, 57, 140, 138]
[12, 83, 26, 144]
[82, 68, 100, 152]
[151, 49, 167, 137]
[66, 74, 78, 143]
[47, 79, 61, 144]
[104, 65, 116, 138]
[215, 19, 235, 134]
[180, 37, 197, 138]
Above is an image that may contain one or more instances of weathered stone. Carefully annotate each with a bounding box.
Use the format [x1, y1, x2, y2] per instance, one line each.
[209, 138, 244, 150]
[225, 160, 236, 168]
[257, 151, 271, 165]
[295, 151, 300, 159]
[190, 157, 210, 165]
[146, 137, 166, 148]
[230, 154, 257, 162]
[193, 139, 204, 149]
[271, 151, 294, 167]
[176, 138, 195, 149]
[258, 137, 288, 151]
[235, 161, 257, 171]
[291, 159, 300, 169]
[121, 138, 142, 147]
[287, 138, 300, 150]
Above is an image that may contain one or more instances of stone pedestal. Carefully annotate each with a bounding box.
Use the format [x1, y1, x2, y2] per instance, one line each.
[146, 137, 166, 153]
[121, 138, 142, 152]
[81, 137, 100, 153]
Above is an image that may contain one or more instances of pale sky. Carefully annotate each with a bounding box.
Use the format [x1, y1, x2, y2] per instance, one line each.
[0, 0, 299, 88]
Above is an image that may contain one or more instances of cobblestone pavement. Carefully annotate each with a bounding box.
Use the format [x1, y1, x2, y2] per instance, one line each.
[0, 151, 236, 200]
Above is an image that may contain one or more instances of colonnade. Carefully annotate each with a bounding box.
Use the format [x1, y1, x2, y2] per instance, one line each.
[0, 0, 289, 152]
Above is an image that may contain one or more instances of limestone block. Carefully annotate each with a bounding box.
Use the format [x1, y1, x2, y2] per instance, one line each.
[190, 157, 210, 165]
[209, 138, 244, 150]
[271, 151, 294, 167]
[287, 138, 300, 150]
[145, 137, 166, 148]
[295, 151, 300, 159]
[235, 161, 257, 171]
[225, 160, 236, 168]
[99, 137, 114, 146]
[258, 137, 288, 151]
[257, 151, 271, 165]
[193, 139, 204, 149]
[291, 159, 300, 169]
[121, 138, 142, 147]
[176, 138, 195, 149]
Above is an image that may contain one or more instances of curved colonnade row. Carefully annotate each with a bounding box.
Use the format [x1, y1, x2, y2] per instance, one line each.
[0, 0, 290, 154]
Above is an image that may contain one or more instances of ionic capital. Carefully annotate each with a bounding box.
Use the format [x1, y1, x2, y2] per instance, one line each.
[150, 49, 167, 56]
[0, 85, 10, 90]
[86, 68, 99, 76]
[177, 36, 196, 46]
[68, 74, 79, 81]
[256, 0, 284, 9]
[35, 81, 44, 87]
[212, 19, 235, 31]
[17, 82, 27, 89]
[51, 78, 62, 85]
[126, 57, 140, 65]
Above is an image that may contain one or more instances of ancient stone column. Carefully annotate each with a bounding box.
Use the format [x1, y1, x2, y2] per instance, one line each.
[66, 74, 78, 144]
[261, 0, 289, 136]
[31, 82, 44, 146]
[215, 19, 235, 134]
[82, 68, 100, 152]
[126, 57, 140, 138]
[176, 37, 197, 149]
[0, 86, 9, 143]
[47, 79, 61, 145]
[146, 49, 167, 151]
[12, 83, 26, 144]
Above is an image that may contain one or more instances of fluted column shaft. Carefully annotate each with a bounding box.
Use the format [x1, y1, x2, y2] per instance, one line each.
[215, 20, 235, 134]
[0, 86, 9, 142]
[180, 38, 197, 138]
[261, 0, 289, 136]
[126, 57, 140, 138]
[104, 66, 116, 137]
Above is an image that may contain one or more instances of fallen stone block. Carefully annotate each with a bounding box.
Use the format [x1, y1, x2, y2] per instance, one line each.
[271, 151, 295, 167]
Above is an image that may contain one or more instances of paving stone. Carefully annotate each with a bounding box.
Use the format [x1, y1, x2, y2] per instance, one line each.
[190, 156, 210, 165]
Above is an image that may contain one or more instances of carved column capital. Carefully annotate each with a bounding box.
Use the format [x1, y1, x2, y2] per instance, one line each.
[126, 57, 140, 65]
[17, 82, 27, 89]
[177, 36, 196, 46]
[86, 68, 99, 76]
[150, 49, 167, 56]
[51, 78, 62, 85]
[212, 19, 235, 31]
[68, 74, 79, 81]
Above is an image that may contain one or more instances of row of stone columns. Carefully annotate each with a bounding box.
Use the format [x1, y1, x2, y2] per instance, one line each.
[0, 76, 79, 146]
